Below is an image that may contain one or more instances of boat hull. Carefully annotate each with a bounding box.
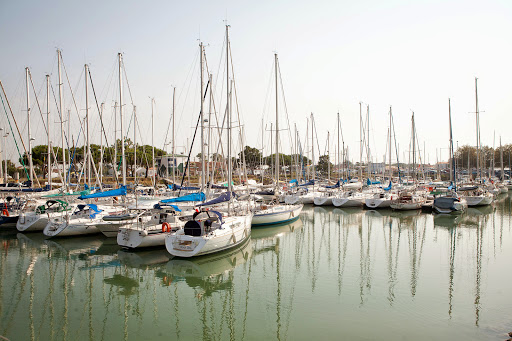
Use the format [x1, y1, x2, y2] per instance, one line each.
[252, 205, 302, 226]
[118, 227, 168, 249]
[332, 197, 364, 207]
[365, 198, 392, 209]
[43, 218, 101, 237]
[464, 195, 493, 207]
[17, 213, 49, 232]
[166, 214, 252, 258]
[313, 196, 333, 206]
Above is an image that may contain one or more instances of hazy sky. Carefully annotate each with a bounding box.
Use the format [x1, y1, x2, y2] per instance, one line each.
[1, 0, 511, 167]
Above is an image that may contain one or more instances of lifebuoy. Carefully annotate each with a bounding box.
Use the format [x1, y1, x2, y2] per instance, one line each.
[162, 222, 171, 233]
[2, 209, 8, 217]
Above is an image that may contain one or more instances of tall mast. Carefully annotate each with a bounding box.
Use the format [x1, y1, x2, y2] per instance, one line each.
[57, 50, 67, 189]
[475, 77, 480, 181]
[200, 42, 205, 193]
[151, 99, 155, 187]
[449, 99, 455, 185]
[100, 103, 104, 185]
[207, 75, 212, 188]
[274, 53, 279, 187]
[133, 105, 137, 184]
[412, 112, 416, 182]
[311, 113, 315, 183]
[226, 25, 232, 194]
[359, 102, 362, 181]
[25, 67, 34, 188]
[46, 75, 51, 189]
[337, 113, 340, 181]
[118, 53, 126, 186]
[366, 105, 370, 180]
[389, 106, 392, 181]
[113, 102, 117, 180]
[172, 87, 176, 185]
[85, 64, 91, 188]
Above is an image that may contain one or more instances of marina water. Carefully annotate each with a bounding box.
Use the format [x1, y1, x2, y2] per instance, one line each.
[1, 195, 512, 340]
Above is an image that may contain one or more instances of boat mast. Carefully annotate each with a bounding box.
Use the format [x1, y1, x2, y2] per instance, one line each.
[337, 113, 340, 182]
[172, 87, 176, 185]
[118, 53, 126, 187]
[100, 103, 104, 185]
[151, 99, 155, 188]
[57, 50, 67, 190]
[113, 101, 117, 181]
[133, 105, 137, 184]
[412, 112, 416, 183]
[389, 106, 392, 182]
[311, 113, 315, 184]
[25, 67, 34, 188]
[200, 42, 205, 193]
[207, 74, 212, 188]
[366, 105, 370, 180]
[85, 64, 91, 188]
[46, 74, 51, 189]
[475, 77, 480, 181]
[359, 102, 362, 181]
[274, 53, 279, 189]
[226, 25, 232, 195]
[449, 99, 455, 186]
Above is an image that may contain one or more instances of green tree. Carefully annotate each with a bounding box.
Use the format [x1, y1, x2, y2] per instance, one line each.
[316, 154, 333, 176]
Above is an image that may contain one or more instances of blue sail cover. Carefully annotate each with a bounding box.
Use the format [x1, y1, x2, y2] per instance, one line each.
[196, 192, 235, 207]
[207, 182, 227, 189]
[78, 186, 127, 200]
[160, 192, 205, 203]
[383, 181, 392, 191]
[153, 203, 182, 212]
[289, 179, 298, 186]
[298, 180, 315, 187]
[367, 179, 381, 186]
[326, 180, 341, 189]
[168, 184, 200, 191]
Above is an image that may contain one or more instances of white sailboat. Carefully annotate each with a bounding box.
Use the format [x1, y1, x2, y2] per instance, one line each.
[166, 26, 253, 257]
[251, 53, 303, 225]
[17, 199, 71, 232]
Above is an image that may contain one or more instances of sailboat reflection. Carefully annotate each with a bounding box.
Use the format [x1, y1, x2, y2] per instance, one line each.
[117, 249, 172, 269]
[164, 238, 252, 295]
[44, 235, 105, 258]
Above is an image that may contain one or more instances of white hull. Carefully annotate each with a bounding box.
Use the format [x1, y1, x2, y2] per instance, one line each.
[390, 202, 422, 210]
[284, 192, 317, 205]
[313, 196, 333, 206]
[166, 214, 252, 258]
[252, 204, 302, 226]
[43, 218, 101, 237]
[118, 227, 169, 249]
[464, 195, 493, 207]
[17, 213, 49, 232]
[96, 221, 134, 237]
[365, 198, 392, 209]
[332, 196, 364, 207]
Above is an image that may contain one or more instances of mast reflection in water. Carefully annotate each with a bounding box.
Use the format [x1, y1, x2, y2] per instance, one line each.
[1, 195, 512, 340]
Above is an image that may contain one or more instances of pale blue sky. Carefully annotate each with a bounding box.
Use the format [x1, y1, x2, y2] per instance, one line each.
[1, 0, 511, 166]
